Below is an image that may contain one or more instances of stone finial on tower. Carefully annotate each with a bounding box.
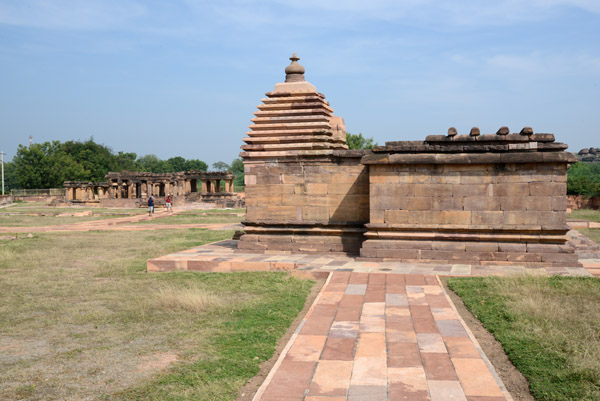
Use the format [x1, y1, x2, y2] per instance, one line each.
[285, 52, 306, 82]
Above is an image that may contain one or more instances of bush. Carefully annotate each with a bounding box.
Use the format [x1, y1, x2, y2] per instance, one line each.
[567, 162, 600, 197]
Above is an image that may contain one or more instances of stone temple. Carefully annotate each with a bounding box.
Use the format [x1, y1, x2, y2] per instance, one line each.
[238, 53, 579, 267]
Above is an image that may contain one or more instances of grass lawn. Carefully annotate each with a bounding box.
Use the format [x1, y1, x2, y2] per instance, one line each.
[448, 275, 600, 401]
[0, 201, 147, 227]
[135, 210, 245, 225]
[581, 228, 600, 244]
[0, 228, 313, 400]
[568, 209, 600, 223]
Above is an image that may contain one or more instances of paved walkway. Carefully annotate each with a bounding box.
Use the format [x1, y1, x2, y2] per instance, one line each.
[147, 239, 593, 277]
[254, 272, 510, 401]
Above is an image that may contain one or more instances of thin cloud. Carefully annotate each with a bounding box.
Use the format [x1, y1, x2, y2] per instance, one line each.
[0, 0, 147, 30]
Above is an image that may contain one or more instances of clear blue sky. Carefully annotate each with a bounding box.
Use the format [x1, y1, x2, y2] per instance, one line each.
[1, 1, 599, 166]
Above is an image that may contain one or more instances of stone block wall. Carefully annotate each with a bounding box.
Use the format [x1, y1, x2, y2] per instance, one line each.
[567, 195, 600, 211]
[360, 132, 579, 266]
[239, 154, 369, 253]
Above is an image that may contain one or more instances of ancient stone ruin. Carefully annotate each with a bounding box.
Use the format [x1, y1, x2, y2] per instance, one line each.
[64, 170, 243, 208]
[578, 147, 600, 163]
[238, 54, 579, 267]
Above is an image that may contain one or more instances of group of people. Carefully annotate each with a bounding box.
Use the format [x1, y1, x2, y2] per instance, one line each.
[147, 194, 173, 216]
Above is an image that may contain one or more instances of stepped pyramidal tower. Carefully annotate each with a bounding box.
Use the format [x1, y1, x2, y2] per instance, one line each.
[241, 53, 348, 157]
[239, 53, 370, 253]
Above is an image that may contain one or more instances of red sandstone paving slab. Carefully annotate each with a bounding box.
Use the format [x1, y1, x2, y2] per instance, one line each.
[388, 367, 430, 400]
[427, 380, 467, 401]
[321, 337, 356, 361]
[335, 307, 361, 321]
[417, 333, 447, 353]
[260, 360, 316, 399]
[330, 321, 359, 338]
[421, 353, 459, 381]
[350, 357, 388, 386]
[388, 342, 421, 367]
[452, 358, 505, 398]
[348, 385, 387, 401]
[349, 272, 369, 284]
[443, 337, 481, 359]
[308, 360, 353, 397]
[285, 334, 326, 361]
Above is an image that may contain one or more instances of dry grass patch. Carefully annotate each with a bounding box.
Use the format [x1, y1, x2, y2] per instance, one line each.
[0, 227, 314, 401]
[135, 209, 245, 225]
[0, 201, 146, 227]
[448, 275, 600, 400]
[154, 284, 224, 313]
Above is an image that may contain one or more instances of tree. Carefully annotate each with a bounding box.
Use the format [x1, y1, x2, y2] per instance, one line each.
[230, 158, 245, 187]
[567, 162, 600, 196]
[12, 142, 88, 188]
[113, 151, 137, 172]
[2, 161, 17, 191]
[212, 161, 230, 172]
[165, 156, 186, 172]
[183, 159, 208, 172]
[136, 154, 167, 173]
[346, 132, 377, 150]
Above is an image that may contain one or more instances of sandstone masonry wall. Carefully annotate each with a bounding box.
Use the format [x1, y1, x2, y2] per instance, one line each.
[360, 131, 579, 266]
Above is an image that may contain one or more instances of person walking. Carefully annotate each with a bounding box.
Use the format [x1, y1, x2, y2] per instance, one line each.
[147, 194, 154, 216]
[165, 194, 172, 212]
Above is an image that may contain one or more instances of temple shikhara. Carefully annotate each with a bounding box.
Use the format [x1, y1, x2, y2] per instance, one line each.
[238, 53, 579, 267]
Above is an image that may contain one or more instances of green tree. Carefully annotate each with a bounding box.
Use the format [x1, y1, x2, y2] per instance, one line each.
[12, 142, 88, 188]
[212, 161, 230, 172]
[183, 159, 208, 172]
[2, 161, 17, 191]
[567, 162, 600, 196]
[230, 158, 245, 187]
[136, 154, 167, 173]
[113, 151, 137, 172]
[346, 132, 377, 150]
[165, 156, 186, 172]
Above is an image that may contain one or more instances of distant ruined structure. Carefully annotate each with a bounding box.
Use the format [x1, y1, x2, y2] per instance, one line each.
[237, 53, 579, 267]
[578, 147, 600, 163]
[64, 171, 243, 208]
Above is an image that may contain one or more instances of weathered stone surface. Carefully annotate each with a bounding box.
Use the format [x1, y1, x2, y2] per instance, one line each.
[239, 55, 575, 265]
[520, 126, 534, 136]
[496, 126, 509, 135]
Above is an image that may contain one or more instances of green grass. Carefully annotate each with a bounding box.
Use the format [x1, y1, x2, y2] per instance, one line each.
[0, 201, 146, 227]
[581, 228, 600, 244]
[0, 228, 312, 400]
[134, 210, 245, 225]
[448, 275, 600, 401]
[568, 209, 600, 223]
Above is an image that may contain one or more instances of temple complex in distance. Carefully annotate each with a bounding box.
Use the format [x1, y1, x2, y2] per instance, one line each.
[64, 170, 242, 208]
[238, 53, 579, 267]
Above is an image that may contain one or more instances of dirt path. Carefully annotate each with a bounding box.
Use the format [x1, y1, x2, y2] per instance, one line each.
[0, 204, 241, 233]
